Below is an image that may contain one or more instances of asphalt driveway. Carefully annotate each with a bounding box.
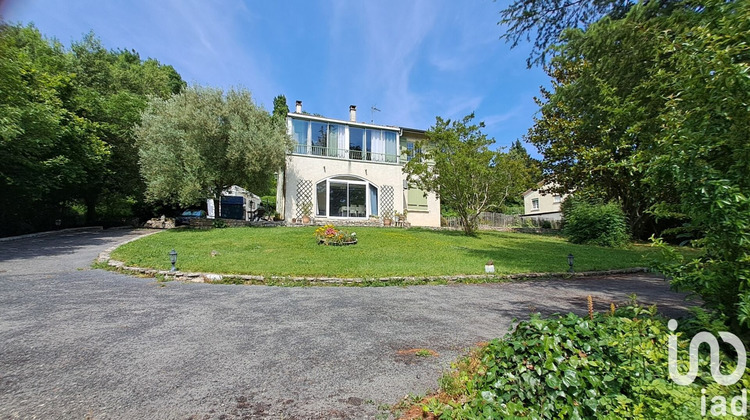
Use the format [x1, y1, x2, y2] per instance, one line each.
[0, 229, 693, 419]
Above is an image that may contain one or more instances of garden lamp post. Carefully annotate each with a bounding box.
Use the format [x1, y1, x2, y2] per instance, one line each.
[567, 253, 574, 273]
[169, 249, 178, 272]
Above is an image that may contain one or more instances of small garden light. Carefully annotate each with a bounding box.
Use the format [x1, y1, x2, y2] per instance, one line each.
[567, 253, 574, 273]
[169, 249, 178, 272]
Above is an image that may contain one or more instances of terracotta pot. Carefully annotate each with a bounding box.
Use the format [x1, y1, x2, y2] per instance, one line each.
[383, 219, 392, 226]
[301, 215, 311, 224]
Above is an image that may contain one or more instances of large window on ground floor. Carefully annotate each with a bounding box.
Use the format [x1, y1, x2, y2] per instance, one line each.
[316, 176, 379, 218]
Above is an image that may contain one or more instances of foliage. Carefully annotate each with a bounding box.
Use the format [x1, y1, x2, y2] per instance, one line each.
[498, 0, 635, 67]
[563, 199, 630, 247]
[135, 85, 293, 207]
[212, 218, 228, 229]
[524, 1, 689, 239]
[404, 113, 534, 235]
[422, 303, 749, 419]
[110, 227, 690, 278]
[271, 94, 288, 125]
[0, 23, 183, 235]
[516, 0, 750, 331]
[644, 0, 750, 332]
[314, 224, 357, 246]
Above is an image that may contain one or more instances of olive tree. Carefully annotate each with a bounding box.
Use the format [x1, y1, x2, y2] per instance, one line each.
[135, 86, 293, 208]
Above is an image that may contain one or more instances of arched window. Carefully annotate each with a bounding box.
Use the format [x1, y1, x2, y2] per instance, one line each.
[316, 176, 379, 218]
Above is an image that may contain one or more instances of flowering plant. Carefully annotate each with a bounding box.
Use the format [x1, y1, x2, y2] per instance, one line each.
[314, 224, 357, 245]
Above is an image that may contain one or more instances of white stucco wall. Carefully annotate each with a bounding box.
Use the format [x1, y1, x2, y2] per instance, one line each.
[280, 154, 440, 227]
[402, 189, 440, 227]
[523, 189, 566, 219]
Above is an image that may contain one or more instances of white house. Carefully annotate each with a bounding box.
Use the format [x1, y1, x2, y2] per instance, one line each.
[521, 182, 568, 221]
[276, 101, 440, 227]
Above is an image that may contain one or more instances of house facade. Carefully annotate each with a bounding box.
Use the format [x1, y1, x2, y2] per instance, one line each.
[276, 102, 440, 227]
[521, 182, 567, 221]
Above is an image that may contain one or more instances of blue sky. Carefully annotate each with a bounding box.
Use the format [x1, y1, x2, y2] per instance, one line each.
[3, 0, 549, 156]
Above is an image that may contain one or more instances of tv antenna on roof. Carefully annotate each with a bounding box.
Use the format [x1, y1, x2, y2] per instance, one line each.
[370, 106, 381, 123]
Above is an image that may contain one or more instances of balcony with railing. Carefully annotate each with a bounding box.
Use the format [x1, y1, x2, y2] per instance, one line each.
[293, 144, 399, 164]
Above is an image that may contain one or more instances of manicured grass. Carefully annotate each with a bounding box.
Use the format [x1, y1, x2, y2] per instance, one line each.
[110, 227, 690, 278]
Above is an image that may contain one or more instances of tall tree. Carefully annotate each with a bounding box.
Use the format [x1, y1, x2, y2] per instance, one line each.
[509, 139, 542, 183]
[135, 86, 293, 208]
[0, 24, 108, 234]
[499, 0, 635, 67]
[525, 1, 683, 238]
[512, 0, 750, 329]
[0, 24, 184, 234]
[70, 32, 185, 221]
[272, 94, 289, 124]
[404, 113, 533, 235]
[648, 0, 750, 329]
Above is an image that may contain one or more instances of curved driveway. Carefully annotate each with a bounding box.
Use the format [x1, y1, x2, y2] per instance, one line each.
[0, 229, 692, 419]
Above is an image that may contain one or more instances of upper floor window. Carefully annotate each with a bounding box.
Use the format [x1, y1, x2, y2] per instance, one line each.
[553, 195, 562, 203]
[532, 198, 540, 210]
[405, 141, 422, 162]
[292, 119, 308, 150]
[289, 116, 399, 163]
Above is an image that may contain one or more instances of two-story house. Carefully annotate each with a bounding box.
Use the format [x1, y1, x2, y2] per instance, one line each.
[276, 101, 440, 227]
[521, 181, 568, 221]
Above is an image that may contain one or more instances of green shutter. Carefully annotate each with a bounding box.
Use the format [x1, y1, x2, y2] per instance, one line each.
[407, 188, 428, 210]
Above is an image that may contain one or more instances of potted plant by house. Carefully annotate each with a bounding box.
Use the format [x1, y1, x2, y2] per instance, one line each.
[382, 209, 393, 226]
[300, 201, 313, 224]
[395, 209, 408, 226]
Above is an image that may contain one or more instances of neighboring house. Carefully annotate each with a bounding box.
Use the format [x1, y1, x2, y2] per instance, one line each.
[207, 185, 262, 221]
[521, 182, 568, 221]
[276, 101, 440, 227]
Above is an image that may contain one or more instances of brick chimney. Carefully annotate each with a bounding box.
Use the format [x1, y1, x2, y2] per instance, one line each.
[349, 105, 357, 122]
[295, 100, 302, 113]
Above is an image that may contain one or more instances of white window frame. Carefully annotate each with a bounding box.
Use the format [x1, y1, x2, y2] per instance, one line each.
[316, 176, 378, 219]
[532, 198, 540, 210]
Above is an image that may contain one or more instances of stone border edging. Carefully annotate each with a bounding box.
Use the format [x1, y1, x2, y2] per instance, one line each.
[97, 236, 652, 285]
[0, 226, 105, 242]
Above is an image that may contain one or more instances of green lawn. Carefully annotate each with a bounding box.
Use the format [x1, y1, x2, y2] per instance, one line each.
[110, 227, 687, 278]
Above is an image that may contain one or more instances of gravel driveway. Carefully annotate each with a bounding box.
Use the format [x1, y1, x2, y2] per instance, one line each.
[0, 229, 693, 419]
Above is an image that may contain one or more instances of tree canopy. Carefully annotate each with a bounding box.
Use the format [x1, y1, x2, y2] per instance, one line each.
[499, 0, 635, 67]
[0, 23, 183, 235]
[404, 113, 533, 235]
[517, 0, 750, 329]
[135, 86, 293, 208]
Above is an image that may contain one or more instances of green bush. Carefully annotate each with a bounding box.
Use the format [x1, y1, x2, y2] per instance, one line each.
[425, 304, 750, 419]
[563, 200, 629, 247]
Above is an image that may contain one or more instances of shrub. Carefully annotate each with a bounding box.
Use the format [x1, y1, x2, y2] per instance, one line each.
[563, 200, 629, 247]
[423, 303, 750, 419]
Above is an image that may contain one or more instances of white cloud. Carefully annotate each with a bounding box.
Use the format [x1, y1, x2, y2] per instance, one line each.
[326, 0, 437, 127]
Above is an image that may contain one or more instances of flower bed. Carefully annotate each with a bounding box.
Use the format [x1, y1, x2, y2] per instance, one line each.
[314, 224, 357, 246]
